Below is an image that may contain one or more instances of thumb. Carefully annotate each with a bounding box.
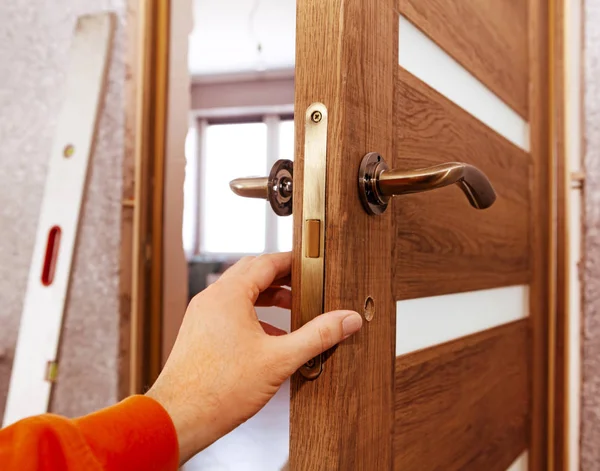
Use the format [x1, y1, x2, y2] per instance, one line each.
[277, 310, 363, 372]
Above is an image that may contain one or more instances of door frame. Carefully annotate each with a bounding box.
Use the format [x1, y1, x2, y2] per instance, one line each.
[551, 0, 584, 468]
[125, 0, 574, 468]
[123, 0, 170, 395]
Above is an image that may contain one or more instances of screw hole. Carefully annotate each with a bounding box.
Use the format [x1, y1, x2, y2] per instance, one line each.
[63, 144, 75, 158]
[364, 296, 375, 322]
[377, 155, 381, 162]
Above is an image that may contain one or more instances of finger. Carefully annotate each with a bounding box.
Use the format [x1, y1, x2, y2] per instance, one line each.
[260, 321, 287, 336]
[244, 252, 292, 297]
[220, 256, 256, 279]
[270, 274, 291, 287]
[256, 287, 292, 309]
[273, 310, 363, 372]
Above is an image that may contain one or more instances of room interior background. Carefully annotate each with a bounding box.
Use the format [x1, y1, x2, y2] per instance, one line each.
[0, 1, 599, 470]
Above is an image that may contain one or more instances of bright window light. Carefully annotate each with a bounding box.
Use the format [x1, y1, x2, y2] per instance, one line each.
[201, 122, 268, 254]
[277, 120, 294, 252]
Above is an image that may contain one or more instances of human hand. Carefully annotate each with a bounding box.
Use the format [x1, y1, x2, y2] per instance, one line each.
[146, 252, 363, 464]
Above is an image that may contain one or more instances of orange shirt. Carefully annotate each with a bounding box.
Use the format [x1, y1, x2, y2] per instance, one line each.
[0, 396, 179, 471]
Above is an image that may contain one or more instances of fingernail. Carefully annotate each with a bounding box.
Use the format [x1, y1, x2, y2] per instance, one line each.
[342, 312, 363, 338]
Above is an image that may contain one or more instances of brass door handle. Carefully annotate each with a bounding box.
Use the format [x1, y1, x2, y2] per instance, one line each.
[229, 159, 294, 216]
[358, 152, 496, 215]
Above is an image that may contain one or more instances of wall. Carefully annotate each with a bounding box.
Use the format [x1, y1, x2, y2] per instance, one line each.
[581, 0, 600, 468]
[0, 0, 127, 419]
[190, 73, 294, 113]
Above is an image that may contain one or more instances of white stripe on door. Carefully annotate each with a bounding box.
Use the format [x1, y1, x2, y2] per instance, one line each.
[506, 451, 528, 471]
[396, 285, 529, 356]
[398, 16, 530, 152]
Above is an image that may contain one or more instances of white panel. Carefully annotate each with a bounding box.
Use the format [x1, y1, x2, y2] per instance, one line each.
[398, 16, 530, 151]
[3, 14, 113, 426]
[506, 451, 528, 471]
[396, 286, 529, 356]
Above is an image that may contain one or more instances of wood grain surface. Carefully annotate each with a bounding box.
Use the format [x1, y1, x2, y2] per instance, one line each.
[551, 0, 569, 467]
[394, 320, 530, 471]
[119, 0, 141, 400]
[393, 68, 531, 301]
[290, 2, 550, 469]
[528, 0, 552, 468]
[398, 0, 529, 118]
[290, 0, 396, 469]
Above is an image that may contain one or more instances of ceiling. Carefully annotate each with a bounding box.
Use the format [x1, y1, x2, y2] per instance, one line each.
[189, 0, 296, 77]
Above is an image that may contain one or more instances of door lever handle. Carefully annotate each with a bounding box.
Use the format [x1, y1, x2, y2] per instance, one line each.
[230, 177, 269, 199]
[229, 159, 294, 216]
[358, 152, 496, 215]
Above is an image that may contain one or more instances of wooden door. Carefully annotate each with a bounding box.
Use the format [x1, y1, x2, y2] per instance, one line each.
[290, 1, 550, 470]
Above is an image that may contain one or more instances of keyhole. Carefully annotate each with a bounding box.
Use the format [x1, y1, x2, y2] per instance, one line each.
[364, 296, 375, 322]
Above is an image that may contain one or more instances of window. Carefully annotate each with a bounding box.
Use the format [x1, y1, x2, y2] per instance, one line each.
[184, 115, 294, 258]
[183, 124, 198, 255]
[202, 122, 268, 254]
[277, 120, 294, 252]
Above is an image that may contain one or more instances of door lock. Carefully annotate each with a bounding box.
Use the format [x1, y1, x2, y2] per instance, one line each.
[358, 152, 496, 215]
[229, 159, 294, 216]
[229, 103, 329, 380]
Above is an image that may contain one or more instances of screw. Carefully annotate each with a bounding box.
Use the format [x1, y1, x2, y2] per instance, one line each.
[311, 110, 322, 123]
[305, 358, 316, 368]
[63, 144, 75, 158]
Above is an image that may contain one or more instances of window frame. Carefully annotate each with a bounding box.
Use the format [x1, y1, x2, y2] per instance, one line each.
[185, 110, 294, 260]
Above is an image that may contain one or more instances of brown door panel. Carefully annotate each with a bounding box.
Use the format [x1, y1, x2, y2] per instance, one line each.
[393, 68, 531, 301]
[289, 0, 549, 468]
[394, 321, 529, 471]
[399, 0, 529, 118]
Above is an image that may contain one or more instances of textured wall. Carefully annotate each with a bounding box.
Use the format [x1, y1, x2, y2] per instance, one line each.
[0, 1, 126, 419]
[582, 0, 600, 468]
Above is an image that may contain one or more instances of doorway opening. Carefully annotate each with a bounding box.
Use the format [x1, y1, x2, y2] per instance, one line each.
[182, 0, 296, 468]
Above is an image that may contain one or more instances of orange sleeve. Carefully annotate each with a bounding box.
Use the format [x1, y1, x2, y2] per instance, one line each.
[0, 395, 179, 471]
